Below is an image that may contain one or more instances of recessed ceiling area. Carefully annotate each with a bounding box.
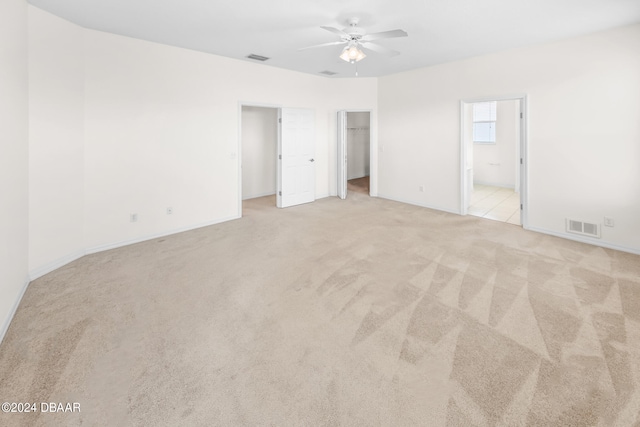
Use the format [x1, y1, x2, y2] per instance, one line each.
[27, 0, 640, 77]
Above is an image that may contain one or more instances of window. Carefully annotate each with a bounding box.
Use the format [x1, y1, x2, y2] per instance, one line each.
[473, 101, 496, 143]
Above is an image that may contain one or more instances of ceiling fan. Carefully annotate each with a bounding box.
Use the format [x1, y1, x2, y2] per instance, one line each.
[299, 17, 408, 64]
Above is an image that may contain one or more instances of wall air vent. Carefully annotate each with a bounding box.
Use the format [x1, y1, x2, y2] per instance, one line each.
[319, 70, 338, 76]
[566, 219, 601, 238]
[246, 54, 270, 61]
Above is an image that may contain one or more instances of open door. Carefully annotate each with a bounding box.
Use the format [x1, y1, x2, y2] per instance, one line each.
[277, 108, 316, 208]
[337, 110, 347, 200]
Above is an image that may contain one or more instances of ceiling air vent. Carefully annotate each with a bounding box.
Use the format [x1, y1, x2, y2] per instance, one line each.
[566, 218, 601, 238]
[246, 54, 270, 61]
[319, 70, 338, 76]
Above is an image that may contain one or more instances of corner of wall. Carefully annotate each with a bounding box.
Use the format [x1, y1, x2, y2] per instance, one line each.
[0, 276, 30, 345]
[0, 0, 29, 346]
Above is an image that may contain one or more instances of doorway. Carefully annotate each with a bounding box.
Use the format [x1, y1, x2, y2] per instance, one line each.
[239, 104, 316, 216]
[241, 106, 278, 202]
[460, 96, 528, 227]
[337, 111, 371, 199]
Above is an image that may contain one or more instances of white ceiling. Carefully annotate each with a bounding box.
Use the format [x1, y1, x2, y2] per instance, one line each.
[28, 0, 640, 78]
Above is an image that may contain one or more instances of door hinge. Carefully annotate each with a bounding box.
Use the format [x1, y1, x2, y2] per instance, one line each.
[520, 158, 523, 165]
[279, 191, 282, 196]
[278, 154, 282, 160]
[520, 204, 523, 210]
[520, 112, 523, 119]
[278, 118, 282, 124]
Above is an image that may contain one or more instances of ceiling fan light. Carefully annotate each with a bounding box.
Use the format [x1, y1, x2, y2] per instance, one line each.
[339, 45, 366, 63]
[339, 49, 349, 62]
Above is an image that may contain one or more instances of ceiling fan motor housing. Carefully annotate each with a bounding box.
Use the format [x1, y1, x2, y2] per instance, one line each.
[299, 16, 406, 61]
[344, 17, 366, 40]
[345, 26, 366, 39]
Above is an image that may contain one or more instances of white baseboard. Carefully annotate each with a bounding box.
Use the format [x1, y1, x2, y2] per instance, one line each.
[243, 193, 329, 203]
[242, 191, 276, 201]
[473, 181, 515, 190]
[29, 250, 87, 282]
[525, 225, 640, 255]
[347, 174, 368, 180]
[1, 214, 241, 345]
[376, 195, 639, 255]
[85, 215, 240, 255]
[0, 275, 30, 345]
[29, 216, 241, 278]
[376, 193, 460, 215]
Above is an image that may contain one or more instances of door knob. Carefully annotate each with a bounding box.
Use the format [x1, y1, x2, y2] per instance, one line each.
[309, 158, 315, 162]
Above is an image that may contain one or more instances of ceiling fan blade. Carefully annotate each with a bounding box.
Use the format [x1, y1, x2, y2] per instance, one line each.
[320, 26, 348, 37]
[362, 29, 408, 41]
[360, 42, 400, 57]
[298, 40, 347, 51]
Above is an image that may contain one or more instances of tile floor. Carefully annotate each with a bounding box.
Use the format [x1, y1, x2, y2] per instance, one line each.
[468, 184, 521, 225]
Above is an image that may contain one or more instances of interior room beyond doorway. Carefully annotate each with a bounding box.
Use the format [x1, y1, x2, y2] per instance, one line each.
[241, 106, 278, 204]
[347, 176, 369, 195]
[468, 184, 521, 225]
[462, 97, 523, 226]
[345, 111, 370, 197]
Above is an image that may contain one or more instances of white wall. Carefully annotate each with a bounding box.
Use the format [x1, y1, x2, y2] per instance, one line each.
[21, 7, 377, 268]
[242, 106, 277, 200]
[12, 9, 377, 336]
[79, 27, 378, 250]
[28, 6, 85, 276]
[378, 23, 640, 253]
[473, 100, 518, 188]
[0, 0, 29, 342]
[347, 112, 370, 180]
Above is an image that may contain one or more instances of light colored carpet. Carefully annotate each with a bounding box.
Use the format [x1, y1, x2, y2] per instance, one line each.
[1, 192, 639, 426]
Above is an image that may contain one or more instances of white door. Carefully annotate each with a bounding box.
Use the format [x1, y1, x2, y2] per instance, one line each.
[277, 108, 316, 208]
[337, 110, 347, 200]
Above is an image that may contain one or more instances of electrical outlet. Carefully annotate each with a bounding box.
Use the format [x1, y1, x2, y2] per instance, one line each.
[130, 213, 138, 222]
[166, 207, 173, 215]
[604, 217, 614, 227]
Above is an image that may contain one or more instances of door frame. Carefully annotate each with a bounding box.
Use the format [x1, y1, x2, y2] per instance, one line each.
[237, 101, 282, 218]
[336, 109, 375, 198]
[459, 94, 529, 227]
[337, 111, 347, 199]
